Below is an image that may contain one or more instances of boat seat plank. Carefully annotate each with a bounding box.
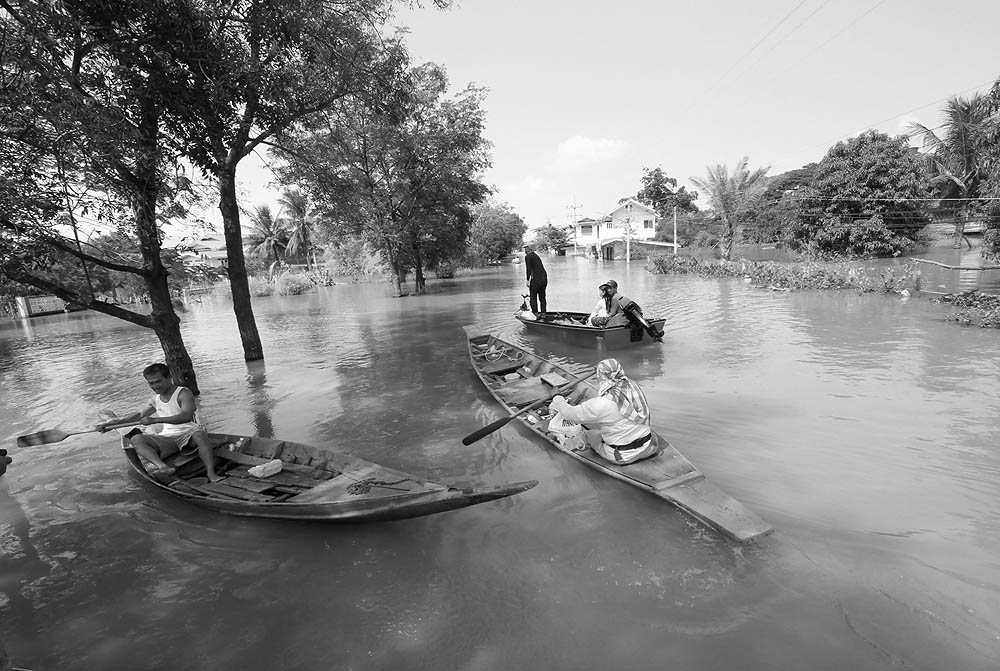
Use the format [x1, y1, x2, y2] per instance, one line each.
[220, 476, 280, 494]
[480, 359, 526, 376]
[496, 376, 557, 406]
[214, 447, 320, 475]
[225, 465, 323, 488]
[195, 481, 275, 502]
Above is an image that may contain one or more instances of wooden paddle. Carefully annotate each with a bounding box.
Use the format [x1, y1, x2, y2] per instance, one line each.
[462, 369, 595, 446]
[16, 420, 140, 447]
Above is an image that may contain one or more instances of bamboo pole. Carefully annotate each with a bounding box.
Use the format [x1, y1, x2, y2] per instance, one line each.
[912, 258, 1000, 271]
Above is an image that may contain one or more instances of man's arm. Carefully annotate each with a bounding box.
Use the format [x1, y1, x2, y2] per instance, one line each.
[96, 401, 155, 431]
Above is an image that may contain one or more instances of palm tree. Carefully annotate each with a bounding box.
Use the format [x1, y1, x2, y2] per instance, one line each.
[908, 88, 995, 249]
[690, 157, 770, 260]
[245, 205, 287, 263]
[279, 189, 314, 270]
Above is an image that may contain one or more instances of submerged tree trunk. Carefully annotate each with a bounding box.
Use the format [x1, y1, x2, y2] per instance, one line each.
[218, 167, 264, 361]
[412, 239, 426, 295]
[131, 91, 201, 393]
[953, 203, 967, 249]
[720, 217, 734, 261]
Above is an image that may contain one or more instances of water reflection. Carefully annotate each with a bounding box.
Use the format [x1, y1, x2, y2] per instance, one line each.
[0, 257, 998, 669]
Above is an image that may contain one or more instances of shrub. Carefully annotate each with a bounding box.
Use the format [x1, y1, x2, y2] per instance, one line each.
[273, 273, 314, 295]
[647, 255, 920, 293]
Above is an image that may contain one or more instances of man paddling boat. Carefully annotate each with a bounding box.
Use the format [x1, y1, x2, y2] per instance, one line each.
[96, 363, 221, 482]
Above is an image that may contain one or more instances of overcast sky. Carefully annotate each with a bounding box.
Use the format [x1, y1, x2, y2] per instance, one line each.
[241, 0, 1000, 234]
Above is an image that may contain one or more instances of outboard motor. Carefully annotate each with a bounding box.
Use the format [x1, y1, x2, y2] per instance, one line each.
[621, 299, 664, 342]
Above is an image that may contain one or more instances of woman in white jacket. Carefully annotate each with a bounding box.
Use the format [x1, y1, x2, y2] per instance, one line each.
[549, 358, 660, 465]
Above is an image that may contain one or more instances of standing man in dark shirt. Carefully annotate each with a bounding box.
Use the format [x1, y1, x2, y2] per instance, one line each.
[523, 244, 548, 314]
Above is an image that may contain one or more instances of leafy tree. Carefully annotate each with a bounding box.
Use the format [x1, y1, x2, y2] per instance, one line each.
[744, 164, 818, 243]
[637, 166, 699, 216]
[137, 0, 409, 358]
[909, 82, 998, 249]
[981, 81, 1000, 259]
[278, 189, 314, 269]
[466, 201, 527, 265]
[275, 62, 491, 295]
[532, 223, 569, 251]
[0, 0, 207, 390]
[784, 131, 929, 258]
[245, 205, 288, 263]
[690, 157, 770, 260]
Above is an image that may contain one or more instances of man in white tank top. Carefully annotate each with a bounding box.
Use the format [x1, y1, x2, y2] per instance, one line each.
[97, 363, 220, 481]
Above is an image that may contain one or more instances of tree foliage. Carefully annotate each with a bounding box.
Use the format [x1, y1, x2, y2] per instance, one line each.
[690, 157, 770, 260]
[465, 201, 526, 265]
[0, 0, 208, 389]
[274, 62, 491, 295]
[909, 79, 1000, 252]
[531, 223, 569, 252]
[636, 166, 699, 217]
[783, 131, 928, 258]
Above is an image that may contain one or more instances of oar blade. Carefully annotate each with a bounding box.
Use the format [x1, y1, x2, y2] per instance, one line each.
[462, 416, 511, 446]
[16, 429, 70, 447]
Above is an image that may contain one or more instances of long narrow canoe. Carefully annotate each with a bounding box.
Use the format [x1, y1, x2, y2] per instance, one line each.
[515, 311, 666, 348]
[109, 421, 536, 522]
[465, 330, 772, 542]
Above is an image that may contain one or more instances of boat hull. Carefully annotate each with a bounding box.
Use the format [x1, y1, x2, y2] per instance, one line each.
[118, 430, 536, 522]
[515, 312, 666, 348]
[465, 329, 772, 542]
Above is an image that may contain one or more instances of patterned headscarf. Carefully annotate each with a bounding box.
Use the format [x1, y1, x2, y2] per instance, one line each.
[596, 358, 650, 424]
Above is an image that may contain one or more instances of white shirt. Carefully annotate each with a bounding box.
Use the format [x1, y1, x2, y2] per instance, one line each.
[549, 395, 649, 446]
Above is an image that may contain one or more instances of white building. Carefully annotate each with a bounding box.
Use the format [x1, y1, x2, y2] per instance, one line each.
[565, 199, 659, 255]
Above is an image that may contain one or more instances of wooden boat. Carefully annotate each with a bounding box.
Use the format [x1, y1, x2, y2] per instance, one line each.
[109, 421, 536, 522]
[465, 331, 773, 542]
[515, 310, 666, 348]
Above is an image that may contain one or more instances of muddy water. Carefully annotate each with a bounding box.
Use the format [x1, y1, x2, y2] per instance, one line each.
[1, 255, 998, 670]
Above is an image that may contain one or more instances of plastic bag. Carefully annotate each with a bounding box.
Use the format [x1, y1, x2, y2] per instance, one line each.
[548, 412, 588, 452]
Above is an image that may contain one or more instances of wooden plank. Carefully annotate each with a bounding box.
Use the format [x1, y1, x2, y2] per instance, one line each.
[479, 359, 526, 376]
[221, 476, 280, 494]
[496, 376, 552, 406]
[540, 372, 569, 387]
[195, 480, 275, 502]
[225, 465, 322, 488]
[214, 447, 317, 474]
[659, 479, 773, 543]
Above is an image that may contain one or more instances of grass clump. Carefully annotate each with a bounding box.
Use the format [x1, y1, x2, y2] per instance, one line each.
[647, 255, 919, 293]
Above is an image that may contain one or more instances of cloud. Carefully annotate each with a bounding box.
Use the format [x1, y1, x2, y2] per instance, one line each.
[551, 136, 628, 172]
[497, 174, 551, 200]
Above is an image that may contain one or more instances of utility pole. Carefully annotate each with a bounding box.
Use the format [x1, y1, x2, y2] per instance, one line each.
[673, 206, 678, 255]
[566, 197, 582, 254]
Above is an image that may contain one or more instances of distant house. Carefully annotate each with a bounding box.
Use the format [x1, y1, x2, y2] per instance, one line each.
[566, 199, 659, 255]
[163, 235, 228, 268]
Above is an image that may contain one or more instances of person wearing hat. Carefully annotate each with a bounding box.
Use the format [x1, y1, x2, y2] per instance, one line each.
[523, 244, 548, 314]
[587, 279, 627, 327]
[549, 358, 660, 465]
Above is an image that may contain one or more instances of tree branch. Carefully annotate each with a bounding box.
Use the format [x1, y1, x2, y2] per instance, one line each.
[912, 258, 1000, 270]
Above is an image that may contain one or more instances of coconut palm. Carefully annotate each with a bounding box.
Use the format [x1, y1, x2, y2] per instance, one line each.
[279, 188, 314, 270]
[690, 157, 770, 260]
[245, 205, 287, 263]
[908, 88, 996, 248]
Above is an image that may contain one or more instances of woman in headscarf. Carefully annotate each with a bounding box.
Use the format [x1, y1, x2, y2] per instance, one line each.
[548, 358, 660, 465]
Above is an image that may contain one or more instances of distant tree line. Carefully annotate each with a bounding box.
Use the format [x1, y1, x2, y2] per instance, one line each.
[633, 78, 1000, 261]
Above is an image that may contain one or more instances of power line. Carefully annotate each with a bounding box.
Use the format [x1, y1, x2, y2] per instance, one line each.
[692, 0, 811, 106]
[772, 0, 889, 81]
[729, 0, 833, 85]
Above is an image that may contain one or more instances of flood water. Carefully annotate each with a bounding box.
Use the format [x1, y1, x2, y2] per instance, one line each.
[2, 254, 999, 671]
